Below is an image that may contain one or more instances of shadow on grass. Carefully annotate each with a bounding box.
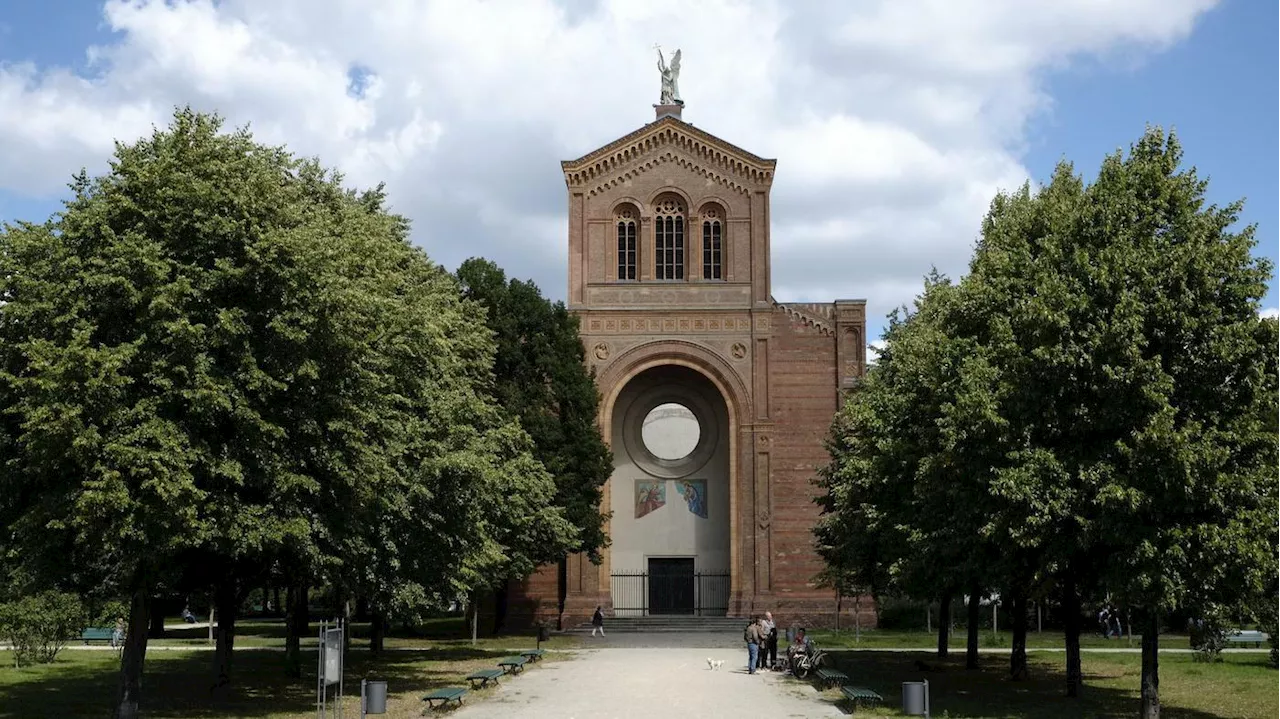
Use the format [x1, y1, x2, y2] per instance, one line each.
[815, 651, 1270, 719]
[0, 646, 515, 718]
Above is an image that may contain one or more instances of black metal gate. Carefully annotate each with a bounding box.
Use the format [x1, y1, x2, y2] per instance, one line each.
[610, 567, 730, 616]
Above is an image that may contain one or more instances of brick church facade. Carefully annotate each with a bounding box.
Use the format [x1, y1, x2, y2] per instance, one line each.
[506, 102, 870, 629]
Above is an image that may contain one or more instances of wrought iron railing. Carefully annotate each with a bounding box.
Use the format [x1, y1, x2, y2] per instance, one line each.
[610, 571, 730, 616]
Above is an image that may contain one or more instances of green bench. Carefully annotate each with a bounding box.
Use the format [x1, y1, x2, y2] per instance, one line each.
[840, 685, 883, 709]
[422, 686, 467, 709]
[497, 656, 528, 674]
[814, 667, 849, 687]
[1226, 630, 1269, 648]
[465, 669, 503, 689]
[520, 648, 546, 663]
[81, 628, 115, 643]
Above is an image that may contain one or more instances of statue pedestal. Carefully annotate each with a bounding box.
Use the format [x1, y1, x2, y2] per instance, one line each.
[654, 103, 684, 121]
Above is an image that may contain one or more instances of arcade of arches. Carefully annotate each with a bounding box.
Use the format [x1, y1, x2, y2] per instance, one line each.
[506, 102, 870, 628]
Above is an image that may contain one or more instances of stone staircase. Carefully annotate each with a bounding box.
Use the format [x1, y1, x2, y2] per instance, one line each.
[566, 615, 747, 634]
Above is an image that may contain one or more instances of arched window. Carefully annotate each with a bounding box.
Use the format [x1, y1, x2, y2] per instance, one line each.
[616, 207, 637, 280]
[654, 198, 685, 280]
[701, 208, 723, 280]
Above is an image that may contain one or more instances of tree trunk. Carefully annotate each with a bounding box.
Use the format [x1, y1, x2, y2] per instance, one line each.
[1062, 578, 1083, 697]
[273, 587, 283, 618]
[148, 600, 165, 638]
[966, 585, 981, 670]
[284, 583, 308, 678]
[113, 584, 152, 719]
[212, 581, 238, 693]
[1010, 592, 1028, 680]
[853, 594, 862, 644]
[370, 609, 386, 653]
[1141, 612, 1161, 719]
[835, 589, 842, 632]
[556, 560, 568, 632]
[937, 592, 951, 658]
[493, 580, 509, 635]
[469, 593, 479, 646]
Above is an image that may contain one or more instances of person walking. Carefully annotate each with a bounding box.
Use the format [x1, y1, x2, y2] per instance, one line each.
[761, 611, 777, 671]
[745, 616, 764, 674]
[591, 606, 606, 637]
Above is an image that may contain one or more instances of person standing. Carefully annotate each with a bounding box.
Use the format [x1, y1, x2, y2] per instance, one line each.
[745, 616, 764, 674]
[111, 617, 126, 649]
[591, 606, 605, 637]
[761, 611, 777, 671]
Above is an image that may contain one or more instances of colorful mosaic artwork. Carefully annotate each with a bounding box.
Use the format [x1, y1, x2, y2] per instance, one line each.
[676, 479, 707, 519]
[635, 480, 666, 519]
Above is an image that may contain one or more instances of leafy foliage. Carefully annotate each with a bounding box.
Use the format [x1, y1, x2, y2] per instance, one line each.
[818, 126, 1278, 714]
[0, 592, 88, 667]
[0, 108, 575, 713]
[455, 258, 611, 564]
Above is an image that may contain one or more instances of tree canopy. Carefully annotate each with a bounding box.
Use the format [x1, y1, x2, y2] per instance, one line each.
[817, 126, 1278, 718]
[0, 108, 573, 717]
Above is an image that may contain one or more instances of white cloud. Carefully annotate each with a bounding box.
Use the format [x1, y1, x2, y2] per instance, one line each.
[867, 339, 887, 366]
[1262, 308, 1279, 320]
[0, 0, 1219, 333]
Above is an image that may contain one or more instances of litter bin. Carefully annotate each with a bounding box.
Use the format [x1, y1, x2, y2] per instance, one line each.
[363, 680, 387, 715]
[538, 624, 551, 643]
[902, 680, 929, 716]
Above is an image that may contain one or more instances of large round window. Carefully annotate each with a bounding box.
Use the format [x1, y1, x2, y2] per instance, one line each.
[641, 403, 700, 460]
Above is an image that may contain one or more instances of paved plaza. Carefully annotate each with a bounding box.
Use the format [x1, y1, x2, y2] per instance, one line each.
[449, 647, 844, 719]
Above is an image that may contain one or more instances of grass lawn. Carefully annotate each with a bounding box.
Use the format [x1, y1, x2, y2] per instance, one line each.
[809, 650, 1277, 718]
[0, 644, 565, 718]
[810, 627, 1199, 650]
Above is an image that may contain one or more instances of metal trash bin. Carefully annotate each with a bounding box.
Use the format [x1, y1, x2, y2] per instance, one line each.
[363, 680, 387, 715]
[538, 624, 551, 643]
[903, 680, 929, 716]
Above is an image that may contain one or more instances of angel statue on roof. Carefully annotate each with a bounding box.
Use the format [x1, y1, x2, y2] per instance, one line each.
[656, 45, 683, 105]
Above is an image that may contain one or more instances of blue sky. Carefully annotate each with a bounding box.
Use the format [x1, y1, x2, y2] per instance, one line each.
[0, 0, 1275, 332]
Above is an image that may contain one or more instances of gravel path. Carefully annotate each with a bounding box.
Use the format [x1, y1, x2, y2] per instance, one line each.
[448, 647, 844, 719]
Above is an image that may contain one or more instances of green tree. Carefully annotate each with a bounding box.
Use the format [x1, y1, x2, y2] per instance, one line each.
[0, 109, 574, 716]
[455, 258, 613, 628]
[964, 127, 1277, 716]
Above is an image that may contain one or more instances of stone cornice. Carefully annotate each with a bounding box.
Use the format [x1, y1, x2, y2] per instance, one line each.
[562, 116, 776, 190]
[773, 300, 835, 337]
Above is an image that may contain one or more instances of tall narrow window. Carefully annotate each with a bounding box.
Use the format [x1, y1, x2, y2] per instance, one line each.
[616, 208, 637, 280]
[702, 209, 723, 280]
[654, 199, 685, 280]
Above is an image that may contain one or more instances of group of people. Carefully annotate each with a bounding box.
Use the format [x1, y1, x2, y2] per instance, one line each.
[743, 612, 812, 675]
[1098, 604, 1124, 638]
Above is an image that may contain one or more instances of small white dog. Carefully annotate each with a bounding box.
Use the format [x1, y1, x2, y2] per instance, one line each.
[706, 657, 724, 670]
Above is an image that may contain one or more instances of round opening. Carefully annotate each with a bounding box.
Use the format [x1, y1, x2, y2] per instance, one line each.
[641, 403, 700, 460]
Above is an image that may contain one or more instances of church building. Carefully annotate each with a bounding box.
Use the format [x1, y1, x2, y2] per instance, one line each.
[508, 87, 870, 629]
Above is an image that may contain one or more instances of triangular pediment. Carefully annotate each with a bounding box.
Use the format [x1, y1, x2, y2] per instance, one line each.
[562, 116, 775, 196]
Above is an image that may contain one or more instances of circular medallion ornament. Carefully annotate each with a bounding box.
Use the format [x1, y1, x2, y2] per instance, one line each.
[594, 342, 611, 361]
[730, 342, 747, 360]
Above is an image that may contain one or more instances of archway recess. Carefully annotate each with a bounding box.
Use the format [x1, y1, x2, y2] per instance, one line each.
[607, 364, 732, 616]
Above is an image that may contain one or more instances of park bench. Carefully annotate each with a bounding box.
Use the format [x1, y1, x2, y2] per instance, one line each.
[1226, 630, 1268, 648]
[520, 648, 546, 663]
[465, 669, 503, 689]
[422, 686, 467, 709]
[81, 628, 115, 643]
[814, 667, 849, 687]
[840, 685, 883, 709]
[497, 656, 528, 674]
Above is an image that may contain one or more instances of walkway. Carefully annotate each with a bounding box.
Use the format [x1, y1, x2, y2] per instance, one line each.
[449, 647, 843, 719]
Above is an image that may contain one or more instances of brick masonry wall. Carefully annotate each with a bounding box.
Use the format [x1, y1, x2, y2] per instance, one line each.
[759, 306, 877, 629]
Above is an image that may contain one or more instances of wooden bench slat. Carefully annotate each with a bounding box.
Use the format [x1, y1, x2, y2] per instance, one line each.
[840, 686, 883, 707]
[422, 686, 468, 708]
[465, 669, 503, 688]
